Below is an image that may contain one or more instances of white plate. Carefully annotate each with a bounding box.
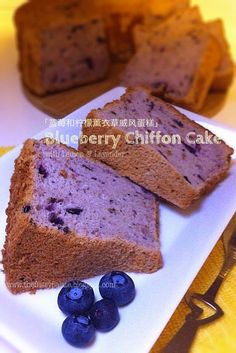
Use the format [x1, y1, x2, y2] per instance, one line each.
[0, 87, 236, 353]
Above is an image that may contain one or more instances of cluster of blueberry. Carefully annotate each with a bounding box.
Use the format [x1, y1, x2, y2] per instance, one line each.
[57, 271, 136, 348]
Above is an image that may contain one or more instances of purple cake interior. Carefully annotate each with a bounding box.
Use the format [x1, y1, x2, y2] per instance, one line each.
[28, 140, 159, 249]
[93, 88, 233, 189]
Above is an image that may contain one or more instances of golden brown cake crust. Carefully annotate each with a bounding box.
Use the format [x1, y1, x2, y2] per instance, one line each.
[206, 19, 234, 92]
[2, 139, 162, 294]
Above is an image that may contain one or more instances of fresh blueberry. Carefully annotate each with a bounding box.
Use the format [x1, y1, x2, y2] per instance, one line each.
[58, 281, 95, 316]
[62, 315, 95, 347]
[99, 271, 135, 306]
[90, 299, 119, 332]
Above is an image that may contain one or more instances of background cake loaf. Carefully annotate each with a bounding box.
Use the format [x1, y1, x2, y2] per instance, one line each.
[79, 87, 233, 208]
[14, 0, 111, 95]
[3, 139, 162, 294]
[15, 0, 234, 107]
[25, 0, 190, 62]
[132, 8, 234, 95]
[122, 25, 221, 111]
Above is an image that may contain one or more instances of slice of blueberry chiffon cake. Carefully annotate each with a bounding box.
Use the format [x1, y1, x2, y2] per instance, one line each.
[122, 25, 221, 111]
[2, 139, 161, 294]
[79, 87, 234, 209]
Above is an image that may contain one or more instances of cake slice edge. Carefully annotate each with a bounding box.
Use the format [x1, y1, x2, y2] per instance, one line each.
[2, 139, 162, 294]
[79, 87, 234, 208]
